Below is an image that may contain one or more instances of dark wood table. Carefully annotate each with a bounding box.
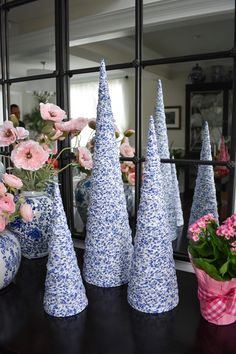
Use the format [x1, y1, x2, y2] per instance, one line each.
[0, 249, 236, 354]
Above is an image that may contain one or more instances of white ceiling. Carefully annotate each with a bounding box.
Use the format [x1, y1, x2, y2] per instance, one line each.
[6, 0, 235, 78]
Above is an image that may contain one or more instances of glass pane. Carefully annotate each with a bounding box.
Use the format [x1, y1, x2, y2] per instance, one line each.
[9, 79, 56, 133]
[143, 2, 234, 60]
[69, 0, 135, 69]
[8, 0, 55, 78]
[142, 59, 233, 256]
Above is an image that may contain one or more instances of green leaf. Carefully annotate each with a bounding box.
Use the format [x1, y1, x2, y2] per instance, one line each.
[219, 260, 229, 276]
[193, 257, 224, 281]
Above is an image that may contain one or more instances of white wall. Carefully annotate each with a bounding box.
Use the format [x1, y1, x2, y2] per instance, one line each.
[123, 71, 187, 153]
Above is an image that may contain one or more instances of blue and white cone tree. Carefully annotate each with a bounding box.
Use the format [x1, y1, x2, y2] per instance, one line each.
[83, 60, 133, 287]
[44, 183, 88, 317]
[189, 121, 219, 226]
[127, 116, 179, 314]
[153, 79, 183, 240]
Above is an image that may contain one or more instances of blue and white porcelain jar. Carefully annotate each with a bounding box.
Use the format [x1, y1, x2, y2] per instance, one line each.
[10, 191, 53, 259]
[0, 229, 21, 290]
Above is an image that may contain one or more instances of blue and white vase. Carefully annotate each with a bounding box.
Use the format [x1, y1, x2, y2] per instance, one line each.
[123, 183, 135, 217]
[74, 176, 92, 225]
[10, 191, 53, 259]
[0, 229, 21, 290]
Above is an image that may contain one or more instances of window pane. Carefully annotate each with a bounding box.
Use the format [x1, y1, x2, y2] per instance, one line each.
[142, 59, 233, 256]
[8, 0, 55, 78]
[69, 0, 135, 69]
[9, 79, 56, 132]
[143, 2, 234, 60]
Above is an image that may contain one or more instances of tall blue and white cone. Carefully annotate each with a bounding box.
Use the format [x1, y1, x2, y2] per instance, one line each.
[127, 116, 179, 314]
[83, 60, 133, 287]
[189, 121, 218, 226]
[44, 183, 88, 317]
[153, 79, 183, 240]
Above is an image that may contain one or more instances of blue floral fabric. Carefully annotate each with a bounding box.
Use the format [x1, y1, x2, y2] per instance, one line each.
[189, 121, 219, 226]
[44, 183, 88, 317]
[127, 117, 179, 313]
[83, 60, 133, 287]
[153, 80, 183, 240]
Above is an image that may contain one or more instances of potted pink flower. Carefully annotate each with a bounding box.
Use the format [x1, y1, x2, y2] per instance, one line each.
[188, 213, 236, 325]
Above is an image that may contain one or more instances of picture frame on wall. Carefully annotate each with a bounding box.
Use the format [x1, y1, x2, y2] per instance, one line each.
[165, 106, 181, 129]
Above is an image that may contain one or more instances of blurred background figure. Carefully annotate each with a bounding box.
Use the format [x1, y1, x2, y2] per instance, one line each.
[10, 104, 25, 128]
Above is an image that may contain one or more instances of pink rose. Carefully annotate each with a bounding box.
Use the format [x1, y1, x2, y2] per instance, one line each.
[0, 182, 7, 196]
[40, 103, 66, 122]
[0, 215, 6, 232]
[77, 147, 93, 170]
[127, 172, 135, 185]
[0, 121, 17, 147]
[15, 127, 29, 140]
[120, 142, 135, 157]
[0, 193, 16, 214]
[2, 173, 23, 189]
[20, 203, 33, 222]
[11, 140, 49, 171]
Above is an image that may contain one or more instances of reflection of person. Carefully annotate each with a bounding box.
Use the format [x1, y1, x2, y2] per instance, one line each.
[10, 104, 25, 128]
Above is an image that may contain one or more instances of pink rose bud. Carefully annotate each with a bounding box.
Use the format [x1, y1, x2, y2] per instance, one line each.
[124, 129, 135, 137]
[0, 215, 6, 232]
[20, 203, 34, 222]
[0, 182, 7, 196]
[2, 173, 23, 189]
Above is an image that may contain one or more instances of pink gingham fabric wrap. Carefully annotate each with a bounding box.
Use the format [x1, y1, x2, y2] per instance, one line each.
[193, 263, 236, 325]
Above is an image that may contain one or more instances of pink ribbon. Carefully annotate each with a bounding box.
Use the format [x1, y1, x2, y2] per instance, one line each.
[198, 286, 236, 321]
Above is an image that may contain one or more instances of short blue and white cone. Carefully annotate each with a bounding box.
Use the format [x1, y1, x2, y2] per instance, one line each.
[83, 60, 133, 287]
[44, 183, 88, 317]
[127, 116, 179, 314]
[153, 79, 183, 240]
[189, 121, 218, 226]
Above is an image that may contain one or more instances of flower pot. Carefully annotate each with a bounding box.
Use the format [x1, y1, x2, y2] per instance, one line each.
[10, 191, 53, 259]
[0, 229, 21, 290]
[193, 265, 236, 325]
[74, 176, 135, 225]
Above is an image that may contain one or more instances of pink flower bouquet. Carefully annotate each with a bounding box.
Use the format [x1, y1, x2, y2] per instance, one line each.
[0, 173, 33, 233]
[188, 213, 236, 325]
[0, 103, 89, 191]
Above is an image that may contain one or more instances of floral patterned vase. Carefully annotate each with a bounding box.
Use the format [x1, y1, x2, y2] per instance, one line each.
[10, 191, 53, 259]
[75, 176, 135, 225]
[0, 229, 21, 290]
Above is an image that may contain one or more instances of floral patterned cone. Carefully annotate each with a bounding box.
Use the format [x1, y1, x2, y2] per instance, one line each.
[83, 60, 133, 287]
[127, 116, 179, 313]
[153, 79, 183, 240]
[44, 183, 88, 317]
[189, 121, 218, 226]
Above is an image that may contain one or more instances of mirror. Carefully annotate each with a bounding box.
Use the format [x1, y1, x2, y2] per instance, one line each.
[1, 0, 234, 258]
